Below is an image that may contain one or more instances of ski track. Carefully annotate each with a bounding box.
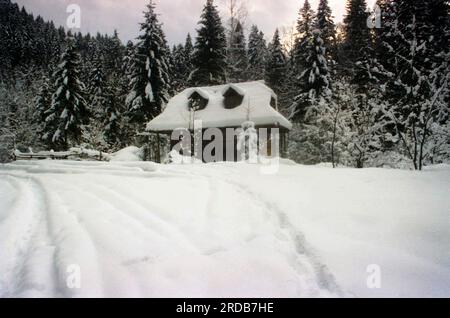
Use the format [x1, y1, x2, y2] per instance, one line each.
[0, 161, 344, 297]
[0, 174, 58, 297]
[166, 165, 345, 297]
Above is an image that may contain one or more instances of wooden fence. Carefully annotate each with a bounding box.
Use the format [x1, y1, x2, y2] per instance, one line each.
[13, 148, 110, 161]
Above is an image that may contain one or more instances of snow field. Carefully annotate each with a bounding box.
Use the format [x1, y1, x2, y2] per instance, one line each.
[0, 160, 449, 297]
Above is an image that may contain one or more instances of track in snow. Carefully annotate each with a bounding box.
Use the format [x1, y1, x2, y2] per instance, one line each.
[0, 161, 343, 297]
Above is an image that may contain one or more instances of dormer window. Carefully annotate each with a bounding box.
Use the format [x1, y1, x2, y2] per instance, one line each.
[188, 91, 208, 111]
[270, 96, 277, 109]
[223, 87, 244, 109]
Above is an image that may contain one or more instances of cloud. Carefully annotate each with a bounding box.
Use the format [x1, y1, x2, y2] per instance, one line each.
[13, 0, 376, 45]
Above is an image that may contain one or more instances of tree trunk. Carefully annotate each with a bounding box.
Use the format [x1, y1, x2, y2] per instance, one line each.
[156, 133, 161, 164]
[418, 125, 429, 171]
[331, 110, 340, 169]
[412, 122, 419, 170]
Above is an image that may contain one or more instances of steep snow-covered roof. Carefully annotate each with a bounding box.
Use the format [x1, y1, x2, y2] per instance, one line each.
[146, 81, 292, 132]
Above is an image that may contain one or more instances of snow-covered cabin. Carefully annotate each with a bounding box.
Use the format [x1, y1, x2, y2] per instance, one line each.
[146, 81, 292, 161]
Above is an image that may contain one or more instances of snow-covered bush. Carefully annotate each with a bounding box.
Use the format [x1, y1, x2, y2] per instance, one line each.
[0, 137, 14, 163]
[368, 151, 414, 170]
[110, 146, 144, 162]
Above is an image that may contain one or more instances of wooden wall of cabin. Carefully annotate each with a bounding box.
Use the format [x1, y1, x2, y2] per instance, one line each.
[168, 127, 289, 163]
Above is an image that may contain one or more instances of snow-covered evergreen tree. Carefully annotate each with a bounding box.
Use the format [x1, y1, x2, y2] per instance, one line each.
[287, 0, 316, 119]
[184, 33, 194, 74]
[126, 0, 171, 126]
[34, 75, 51, 131]
[227, 21, 248, 82]
[265, 29, 286, 94]
[288, 27, 339, 165]
[292, 0, 315, 71]
[247, 25, 267, 81]
[171, 44, 187, 92]
[102, 91, 122, 149]
[190, 0, 227, 86]
[88, 53, 108, 118]
[85, 51, 124, 150]
[122, 40, 135, 79]
[290, 29, 332, 122]
[104, 30, 124, 79]
[343, 0, 370, 66]
[315, 0, 337, 63]
[44, 36, 89, 150]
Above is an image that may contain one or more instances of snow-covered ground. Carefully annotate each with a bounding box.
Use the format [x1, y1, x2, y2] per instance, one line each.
[0, 160, 449, 298]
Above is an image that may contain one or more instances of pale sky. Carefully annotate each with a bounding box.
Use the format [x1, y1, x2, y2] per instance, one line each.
[14, 0, 377, 45]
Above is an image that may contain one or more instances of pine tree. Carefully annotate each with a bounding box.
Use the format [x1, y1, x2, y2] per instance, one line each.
[247, 25, 267, 81]
[265, 29, 286, 93]
[227, 21, 248, 82]
[190, 0, 227, 86]
[44, 36, 89, 150]
[126, 0, 171, 126]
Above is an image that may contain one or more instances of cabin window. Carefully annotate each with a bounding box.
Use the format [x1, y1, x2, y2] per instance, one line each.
[270, 96, 277, 109]
[188, 91, 208, 111]
[223, 87, 244, 109]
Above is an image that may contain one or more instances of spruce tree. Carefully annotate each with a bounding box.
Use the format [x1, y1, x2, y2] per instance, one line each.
[190, 0, 227, 86]
[126, 0, 171, 126]
[184, 33, 194, 69]
[102, 91, 121, 149]
[172, 44, 187, 92]
[44, 36, 89, 150]
[292, 0, 315, 71]
[343, 0, 370, 66]
[374, 0, 396, 66]
[315, 0, 337, 63]
[265, 29, 286, 93]
[86, 52, 117, 149]
[122, 41, 135, 78]
[227, 21, 248, 82]
[184, 33, 194, 79]
[247, 25, 267, 81]
[88, 54, 108, 117]
[104, 30, 124, 78]
[34, 75, 51, 143]
[289, 29, 332, 122]
[35, 75, 51, 126]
